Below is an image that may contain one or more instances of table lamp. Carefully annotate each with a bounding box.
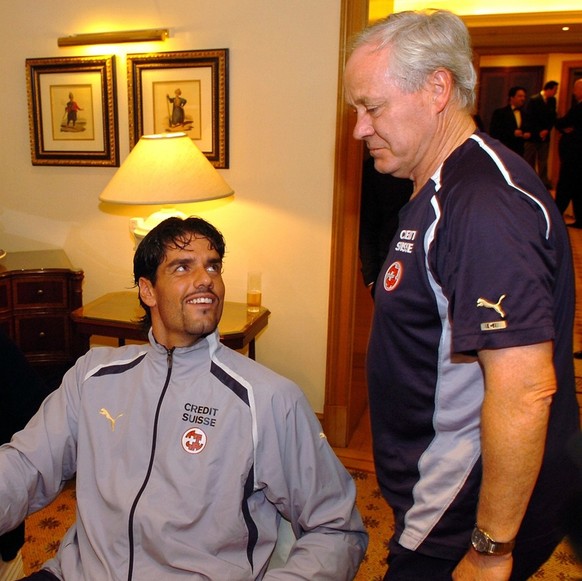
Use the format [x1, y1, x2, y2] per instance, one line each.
[99, 132, 233, 247]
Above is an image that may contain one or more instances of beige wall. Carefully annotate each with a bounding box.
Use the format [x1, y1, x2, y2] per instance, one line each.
[0, 1, 341, 411]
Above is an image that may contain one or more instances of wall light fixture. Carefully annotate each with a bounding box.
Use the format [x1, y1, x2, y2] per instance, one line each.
[58, 28, 169, 47]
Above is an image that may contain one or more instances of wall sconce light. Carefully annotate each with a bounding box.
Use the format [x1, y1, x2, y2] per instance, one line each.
[99, 133, 234, 247]
[57, 28, 169, 47]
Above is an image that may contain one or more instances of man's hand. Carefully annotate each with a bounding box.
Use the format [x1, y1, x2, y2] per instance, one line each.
[453, 548, 513, 581]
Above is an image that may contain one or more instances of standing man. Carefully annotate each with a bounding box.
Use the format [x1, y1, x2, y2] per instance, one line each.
[345, 9, 579, 581]
[523, 81, 559, 189]
[489, 86, 531, 156]
[555, 78, 582, 226]
[0, 217, 367, 580]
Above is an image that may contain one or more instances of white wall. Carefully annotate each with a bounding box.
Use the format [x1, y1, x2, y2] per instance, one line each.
[0, 0, 341, 412]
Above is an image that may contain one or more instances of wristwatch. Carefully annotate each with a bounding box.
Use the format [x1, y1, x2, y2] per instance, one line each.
[471, 526, 516, 556]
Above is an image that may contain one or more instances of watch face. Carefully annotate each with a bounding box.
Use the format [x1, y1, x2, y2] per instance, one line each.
[471, 528, 491, 553]
[472, 527, 516, 555]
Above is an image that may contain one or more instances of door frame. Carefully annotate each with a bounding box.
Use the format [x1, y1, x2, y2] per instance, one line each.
[322, 0, 368, 447]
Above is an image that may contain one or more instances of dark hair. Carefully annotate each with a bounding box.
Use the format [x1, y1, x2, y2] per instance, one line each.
[544, 80, 559, 91]
[508, 86, 526, 99]
[133, 216, 226, 329]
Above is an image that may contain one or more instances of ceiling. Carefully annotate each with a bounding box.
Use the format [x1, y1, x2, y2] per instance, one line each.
[463, 11, 582, 54]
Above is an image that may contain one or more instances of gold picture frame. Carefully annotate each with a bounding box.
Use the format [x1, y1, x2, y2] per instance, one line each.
[127, 49, 229, 168]
[25, 55, 118, 167]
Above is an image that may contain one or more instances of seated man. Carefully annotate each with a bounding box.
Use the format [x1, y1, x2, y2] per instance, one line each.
[0, 330, 49, 581]
[0, 217, 368, 581]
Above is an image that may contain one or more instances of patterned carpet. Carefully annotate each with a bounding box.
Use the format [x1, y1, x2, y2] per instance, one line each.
[20, 473, 582, 579]
[350, 470, 582, 580]
[22, 480, 76, 574]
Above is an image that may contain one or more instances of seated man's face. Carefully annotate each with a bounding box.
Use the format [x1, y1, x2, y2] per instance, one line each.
[138, 235, 225, 348]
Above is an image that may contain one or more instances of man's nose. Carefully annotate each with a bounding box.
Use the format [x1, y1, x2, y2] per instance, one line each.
[352, 113, 374, 141]
[192, 266, 213, 288]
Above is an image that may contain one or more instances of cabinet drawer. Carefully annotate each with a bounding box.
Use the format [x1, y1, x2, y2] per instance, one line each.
[0, 281, 10, 312]
[13, 277, 68, 309]
[15, 314, 69, 357]
[0, 317, 12, 338]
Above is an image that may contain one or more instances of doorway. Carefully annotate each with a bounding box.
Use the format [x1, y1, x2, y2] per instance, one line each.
[323, 2, 582, 449]
[478, 66, 544, 133]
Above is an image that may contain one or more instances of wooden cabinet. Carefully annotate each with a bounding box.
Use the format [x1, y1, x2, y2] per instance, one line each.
[0, 250, 83, 386]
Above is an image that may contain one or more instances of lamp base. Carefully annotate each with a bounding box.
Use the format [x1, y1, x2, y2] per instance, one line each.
[129, 208, 188, 249]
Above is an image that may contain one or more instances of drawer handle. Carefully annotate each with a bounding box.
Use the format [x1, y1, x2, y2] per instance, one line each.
[37, 289, 44, 296]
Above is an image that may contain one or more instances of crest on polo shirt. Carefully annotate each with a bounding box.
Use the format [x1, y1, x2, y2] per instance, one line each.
[182, 427, 207, 454]
[384, 261, 403, 292]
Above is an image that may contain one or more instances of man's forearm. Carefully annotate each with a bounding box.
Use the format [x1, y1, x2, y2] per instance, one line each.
[476, 342, 556, 542]
[477, 382, 550, 540]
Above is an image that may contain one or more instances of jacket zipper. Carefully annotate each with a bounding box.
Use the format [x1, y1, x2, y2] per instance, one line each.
[127, 347, 174, 581]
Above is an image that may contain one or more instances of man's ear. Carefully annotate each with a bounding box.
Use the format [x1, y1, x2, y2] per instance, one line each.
[138, 277, 157, 308]
[429, 68, 453, 113]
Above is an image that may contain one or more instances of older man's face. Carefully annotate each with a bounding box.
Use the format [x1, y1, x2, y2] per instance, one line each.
[344, 44, 438, 183]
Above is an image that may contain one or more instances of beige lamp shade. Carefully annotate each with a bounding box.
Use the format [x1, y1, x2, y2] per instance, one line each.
[99, 133, 233, 205]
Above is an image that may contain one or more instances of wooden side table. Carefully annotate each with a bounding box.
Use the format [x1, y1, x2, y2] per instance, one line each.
[0, 250, 83, 385]
[71, 291, 270, 360]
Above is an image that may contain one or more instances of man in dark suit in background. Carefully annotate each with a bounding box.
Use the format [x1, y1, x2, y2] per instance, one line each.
[523, 81, 559, 189]
[359, 156, 412, 298]
[489, 86, 531, 156]
[555, 78, 582, 227]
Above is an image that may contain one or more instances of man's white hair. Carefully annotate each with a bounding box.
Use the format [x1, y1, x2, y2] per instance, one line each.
[352, 9, 477, 112]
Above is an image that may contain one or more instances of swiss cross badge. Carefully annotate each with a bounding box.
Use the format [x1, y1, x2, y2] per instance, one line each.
[384, 261, 403, 292]
[181, 427, 207, 454]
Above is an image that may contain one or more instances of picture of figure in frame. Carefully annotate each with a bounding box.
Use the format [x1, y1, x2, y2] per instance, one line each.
[50, 85, 94, 140]
[153, 81, 201, 139]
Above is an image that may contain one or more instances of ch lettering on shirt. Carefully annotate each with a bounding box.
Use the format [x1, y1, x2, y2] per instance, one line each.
[182, 403, 219, 427]
[481, 321, 508, 331]
[395, 229, 417, 254]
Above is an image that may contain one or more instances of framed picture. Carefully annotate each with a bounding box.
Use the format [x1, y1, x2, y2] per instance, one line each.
[25, 55, 118, 167]
[127, 49, 229, 168]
